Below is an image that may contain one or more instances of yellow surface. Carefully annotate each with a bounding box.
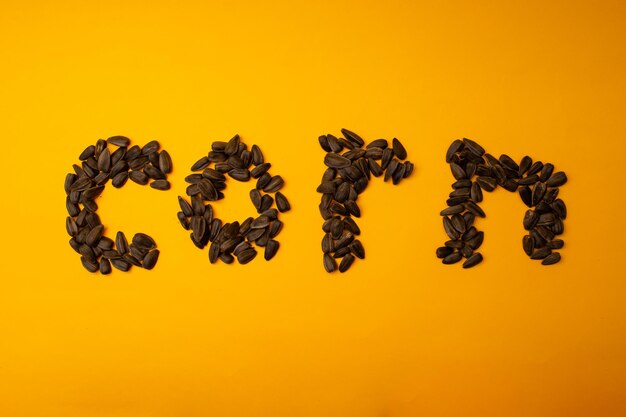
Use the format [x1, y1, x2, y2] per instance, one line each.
[1, 0, 625, 415]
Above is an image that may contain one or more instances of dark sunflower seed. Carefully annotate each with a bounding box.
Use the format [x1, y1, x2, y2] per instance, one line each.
[198, 179, 218, 200]
[546, 172, 567, 187]
[530, 247, 552, 260]
[392, 138, 407, 160]
[251, 216, 270, 229]
[79, 145, 96, 161]
[191, 156, 210, 171]
[349, 240, 365, 259]
[476, 176, 497, 191]
[522, 235, 534, 256]
[464, 201, 486, 218]
[237, 248, 257, 264]
[547, 239, 564, 250]
[338, 254, 355, 272]
[253, 194, 271, 213]
[466, 231, 484, 250]
[436, 246, 453, 258]
[85, 225, 104, 247]
[139, 140, 158, 155]
[275, 192, 290, 212]
[442, 252, 463, 264]
[443, 217, 459, 240]
[107, 135, 130, 147]
[263, 240, 279, 261]
[541, 252, 561, 265]
[324, 153, 351, 169]
[150, 180, 170, 190]
[110, 258, 130, 272]
[132, 233, 156, 250]
[66, 217, 78, 236]
[523, 209, 539, 230]
[446, 140, 464, 163]
[470, 182, 483, 202]
[440, 205, 464, 216]
[129, 170, 149, 185]
[80, 256, 99, 272]
[263, 175, 284, 192]
[229, 168, 251, 182]
[224, 135, 240, 155]
[462, 138, 485, 156]
[462, 253, 483, 268]
[144, 164, 166, 180]
[451, 214, 466, 234]
[250, 162, 271, 178]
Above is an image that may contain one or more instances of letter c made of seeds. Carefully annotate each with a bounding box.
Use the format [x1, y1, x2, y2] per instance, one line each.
[65, 136, 172, 274]
[177, 135, 290, 265]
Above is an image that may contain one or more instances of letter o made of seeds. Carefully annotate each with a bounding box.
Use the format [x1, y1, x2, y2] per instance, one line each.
[65, 136, 172, 274]
[318, 128, 415, 273]
[177, 135, 290, 264]
[436, 138, 568, 268]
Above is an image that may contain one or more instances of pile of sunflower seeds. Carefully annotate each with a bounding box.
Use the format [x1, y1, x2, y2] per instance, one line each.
[65, 136, 169, 274]
[177, 135, 289, 264]
[318, 129, 414, 273]
[437, 138, 568, 267]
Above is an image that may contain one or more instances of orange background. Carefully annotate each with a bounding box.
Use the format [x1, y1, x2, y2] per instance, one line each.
[1, 0, 625, 416]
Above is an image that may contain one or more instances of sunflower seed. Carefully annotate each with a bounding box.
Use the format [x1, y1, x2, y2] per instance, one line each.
[198, 179, 218, 200]
[275, 192, 290, 212]
[546, 172, 567, 187]
[129, 170, 149, 185]
[463, 138, 485, 156]
[263, 175, 284, 192]
[523, 210, 539, 230]
[470, 182, 483, 202]
[224, 135, 240, 155]
[442, 252, 463, 264]
[133, 233, 156, 250]
[530, 247, 552, 260]
[141, 140, 160, 155]
[392, 138, 407, 160]
[79, 145, 96, 161]
[150, 180, 170, 190]
[66, 217, 78, 236]
[86, 225, 104, 246]
[538, 163, 554, 182]
[476, 176, 497, 191]
[349, 240, 365, 259]
[81, 256, 99, 272]
[229, 168, 251, 182]
[324, 153, 351, 168]
[237, 248, 257, 264]
[462, 253, 483, 268]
